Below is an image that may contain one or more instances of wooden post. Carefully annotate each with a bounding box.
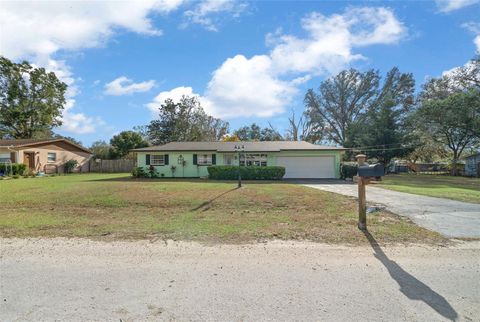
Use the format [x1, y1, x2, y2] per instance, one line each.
[356, 154, 367, 230]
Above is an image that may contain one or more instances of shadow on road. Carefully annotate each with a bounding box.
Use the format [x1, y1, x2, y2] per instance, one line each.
[363, 230, 458, 321]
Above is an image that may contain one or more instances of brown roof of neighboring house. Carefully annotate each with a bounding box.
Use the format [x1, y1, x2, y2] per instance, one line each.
[131, 141, 345, 153]
[0, 138, 92, 154]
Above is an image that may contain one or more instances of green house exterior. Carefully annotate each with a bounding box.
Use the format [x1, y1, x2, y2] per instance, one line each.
[132, 141, 345, 179]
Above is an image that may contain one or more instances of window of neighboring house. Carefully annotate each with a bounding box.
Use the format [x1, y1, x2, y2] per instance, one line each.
[151, 154, 165, 166]
[47, 152, 56, 162]
[197, 154, 212, 165]
[240, 154, 267, 166]
[0, 153, 10, 163]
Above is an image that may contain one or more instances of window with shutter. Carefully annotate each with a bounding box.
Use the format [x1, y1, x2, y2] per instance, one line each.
[197, 154, 213, 165]
[151, 155, 165, 165]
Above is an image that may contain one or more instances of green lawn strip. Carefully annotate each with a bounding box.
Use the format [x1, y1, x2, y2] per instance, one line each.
[379, 174, 480, 203]
[0, 173, 447, 244]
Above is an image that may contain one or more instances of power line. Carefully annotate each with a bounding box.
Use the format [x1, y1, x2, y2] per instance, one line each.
[344, 145, 416, 152]
[344, 142, 406, 149]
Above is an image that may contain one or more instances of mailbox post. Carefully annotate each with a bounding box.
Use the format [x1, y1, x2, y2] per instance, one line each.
[355, 155, 385, 230]
[356, 154, 367, 230]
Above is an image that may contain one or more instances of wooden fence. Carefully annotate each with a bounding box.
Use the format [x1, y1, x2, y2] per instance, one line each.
[88, 159, 135, 173]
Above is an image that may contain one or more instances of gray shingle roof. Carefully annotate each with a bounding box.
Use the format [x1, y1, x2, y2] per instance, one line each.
[131, 141, 345, 152]
[0, 138, 91, 154]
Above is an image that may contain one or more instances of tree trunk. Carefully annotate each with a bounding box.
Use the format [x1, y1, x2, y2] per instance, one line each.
[452, 150, 459, 176]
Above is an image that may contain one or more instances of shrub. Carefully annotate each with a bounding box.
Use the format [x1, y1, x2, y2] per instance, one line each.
[207, 166, 285, 180]
[0, 163, 27, 176]
[340, 162, 358, 179]
[64, 159, 78, 174]
[132, 167, 146, 178]
[132, 166, 161, 178]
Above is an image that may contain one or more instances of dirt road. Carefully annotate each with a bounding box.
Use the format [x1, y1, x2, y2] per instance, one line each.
[1, 238, 479, 321]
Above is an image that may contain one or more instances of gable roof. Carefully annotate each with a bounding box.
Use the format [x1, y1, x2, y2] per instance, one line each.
[0, 138, 92, 154]
[131, 141, 345, 153]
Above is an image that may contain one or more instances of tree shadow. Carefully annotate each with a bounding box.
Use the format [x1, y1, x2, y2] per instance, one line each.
[190, 187, 240, 211]
[363, 230, 458, 321]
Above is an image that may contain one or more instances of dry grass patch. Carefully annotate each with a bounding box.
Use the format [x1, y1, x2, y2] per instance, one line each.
[0, 173, 446, 245]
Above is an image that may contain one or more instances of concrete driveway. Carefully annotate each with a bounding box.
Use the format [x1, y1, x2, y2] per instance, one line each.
[301, 181, 480, 238]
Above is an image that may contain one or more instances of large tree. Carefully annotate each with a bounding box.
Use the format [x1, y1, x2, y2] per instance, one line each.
[234, 123, 283, 141]
[110, 131, 149, 158]
[89, 140, 113, 160]
[421, 55, 480, 101]
[352, 99, 414, 165]
[234, 123, 261, 141]
[285, 110, 324, 143]
[304, 68, 380, 146]
[412, 89, 480, 174]
[304, 67, 415, 162]
[0, 56, 67, 139]
[147, 96, 229, 145]
[347, 68, 416, 164]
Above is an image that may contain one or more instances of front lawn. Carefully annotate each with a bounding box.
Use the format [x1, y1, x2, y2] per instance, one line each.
[0, 173, 444, 244]
[378, 174, 480, 204]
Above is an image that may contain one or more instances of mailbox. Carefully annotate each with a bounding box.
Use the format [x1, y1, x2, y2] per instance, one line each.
[358, 164, 384, 177]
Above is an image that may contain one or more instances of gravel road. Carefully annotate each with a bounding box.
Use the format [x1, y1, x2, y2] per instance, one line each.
[1, 238, 479, 322]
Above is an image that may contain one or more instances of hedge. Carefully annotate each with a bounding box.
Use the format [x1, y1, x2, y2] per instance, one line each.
[207, 166, 285, 180]
[340, 162, 358, 179]
[0, 163, 27, 176]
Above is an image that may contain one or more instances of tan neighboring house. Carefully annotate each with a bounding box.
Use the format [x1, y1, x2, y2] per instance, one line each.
[0, 138, 93, 173]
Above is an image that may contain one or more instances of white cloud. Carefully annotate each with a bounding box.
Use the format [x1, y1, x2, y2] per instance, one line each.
[38, 60, 104, 134]
[104, 76, 156, 96]
[0, 0, 184, 134]
[204, 55, 296, 118]
[183, 0, 248, 31]
[151, 6, 406, 119]
[435, 0, 479, 12]
[0, 0, 185, 60]
[146, 86, 207, 114]
[61, 106, 98, 134]
[462, 22, 480, 51]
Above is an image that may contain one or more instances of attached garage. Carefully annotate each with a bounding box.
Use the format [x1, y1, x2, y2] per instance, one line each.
[276, 156, 336, 179]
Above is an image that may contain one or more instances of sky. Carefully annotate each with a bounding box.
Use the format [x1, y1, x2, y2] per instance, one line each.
[0, 0, 479, 146]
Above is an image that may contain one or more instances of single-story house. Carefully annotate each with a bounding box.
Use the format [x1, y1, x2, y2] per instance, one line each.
[0, 138, 93, 173]
[132, 141, 345, 179]
[464, 152, 480, 177]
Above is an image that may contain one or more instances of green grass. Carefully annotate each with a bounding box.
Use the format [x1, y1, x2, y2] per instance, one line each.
[0, 173, 445, 244]
[378, 174, 480, 204]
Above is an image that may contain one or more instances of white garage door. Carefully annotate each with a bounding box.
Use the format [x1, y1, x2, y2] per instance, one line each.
[277, 156, 335, 179]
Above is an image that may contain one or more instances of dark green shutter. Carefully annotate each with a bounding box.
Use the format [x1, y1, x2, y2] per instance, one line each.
[164, 154, 169, 165]
[146, 154, 150, 165]
[212, 154, 216, 165]
[193, 154, 197, 165]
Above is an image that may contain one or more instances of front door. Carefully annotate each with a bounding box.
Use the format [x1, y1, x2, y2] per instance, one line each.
[24, 152, 35, 170]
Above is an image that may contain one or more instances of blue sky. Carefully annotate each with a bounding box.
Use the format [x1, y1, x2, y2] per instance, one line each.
[1, 0, 479, 146]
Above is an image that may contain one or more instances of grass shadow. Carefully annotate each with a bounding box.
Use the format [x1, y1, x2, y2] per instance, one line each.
[363, 230, 458, 321]
[190, 187, 240, 211]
